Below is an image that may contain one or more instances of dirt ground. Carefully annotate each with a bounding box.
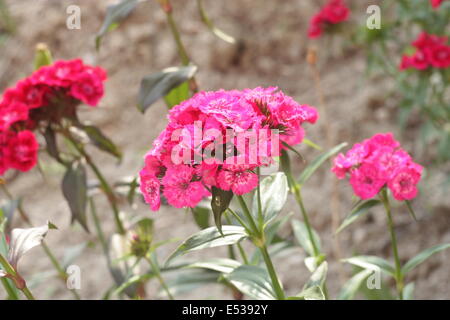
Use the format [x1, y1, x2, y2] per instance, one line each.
[1, 0, 449, 299]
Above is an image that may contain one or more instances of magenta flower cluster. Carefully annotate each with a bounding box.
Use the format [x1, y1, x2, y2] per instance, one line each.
[332, 133, 422, 201]
[139, 87, 318, 210]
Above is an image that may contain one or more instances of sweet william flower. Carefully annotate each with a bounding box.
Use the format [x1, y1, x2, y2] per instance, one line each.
[5, 130, 38, 172]
[431, 0, 446, 8]
[308, 0, 350, 39]
[139, 170, 161, 211]
[332, 133, 422, 201]
[388, 165, 422, 201]
[217, 160, 259, 196]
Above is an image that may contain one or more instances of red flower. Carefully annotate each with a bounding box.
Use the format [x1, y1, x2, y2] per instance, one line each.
[428, 45, 450, 68]
[5, 130, 38, 172]
[308, 0, 350, 39]
[70, 73, 105, 106]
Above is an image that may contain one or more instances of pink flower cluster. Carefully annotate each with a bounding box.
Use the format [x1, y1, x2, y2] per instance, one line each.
[308, 0, 350, 39]
[400, 32, 450, 70]
[140, 88, 318, 210]
[0, 59, 107, 175]
[431, 0, 446, 8]
[332, 133, 422, 201]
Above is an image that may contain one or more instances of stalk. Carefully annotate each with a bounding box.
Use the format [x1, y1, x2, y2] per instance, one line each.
[381, 189, 404, 300]
[0, 254, 35, 300]
[145, 255, 174, 300]
[236, 195, 285, 300]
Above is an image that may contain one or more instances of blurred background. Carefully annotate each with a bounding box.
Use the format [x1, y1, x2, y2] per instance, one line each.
[0, 0, 449, 299]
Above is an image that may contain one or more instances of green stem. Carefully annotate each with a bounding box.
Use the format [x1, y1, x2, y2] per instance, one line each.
[236, 196, 285, 300]
[63, 129, 126, 235]
[259, 245, 285, 300]
[227, 208, 252, 235]
[236, 196, 259, 236]
[161, 0, 198, 92]
[381, 189, 404, 300]
[292, 186, 320, 257]
[0, 254, 35, 300]
[225, 213, 249, 265]
[1, 184, 81, 299]
[146, 255, 174, 300]
[89, 197, 108, 255]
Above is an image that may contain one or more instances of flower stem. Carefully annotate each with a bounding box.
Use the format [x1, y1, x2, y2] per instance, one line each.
[225, 213, 249, 265]
[236, 195, 285, 300]
[0, 254, 35, 300]
[381, 188, 404, 300]
[292, 185, 320, 257]
[160, 0, 198, 93]
[146, 255, 174, 300]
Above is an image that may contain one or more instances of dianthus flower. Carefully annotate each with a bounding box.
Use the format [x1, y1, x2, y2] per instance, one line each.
[431, 0, 446, 8]
[140, 88, 318, 210]
[0, 59, 107, 175]
[308, 0, 350, 39]
[332, 133, 422, 201]
[400, 32, 450, 70]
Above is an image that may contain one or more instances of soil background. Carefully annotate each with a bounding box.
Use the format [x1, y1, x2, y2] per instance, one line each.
[1, 0, 449, 299]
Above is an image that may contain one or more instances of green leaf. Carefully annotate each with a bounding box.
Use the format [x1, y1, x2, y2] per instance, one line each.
[338, 269, 373, 300]
[302, 138, 322, 151]
[43, 126, 62, 163]
[163, 81, 190, 109]
[342, 255, 395, 276]
[185, 258, 241, 274]
[298, 142, 348, 186]
[402, 243, 450, 274]
[191, 206, 210, 230]
[211, 187, 233, 234]
[295, 285, 325, 300]
[62, 161, 89, 232]
[336, 199, 381, 234]
[252, 172, 288, 226]
[223, 265, 276, 300]
[403, 282, 415, 300]
[81, 125, 122, 160]
[95, 0, 139, 50]
[405, 200, 418, 222]
[137, 65, 197, 113]
[161, 269, 219, 298]
[291, 219, 321, 257]
[303, 261, 328, 295]
[165, 225, 248, 266]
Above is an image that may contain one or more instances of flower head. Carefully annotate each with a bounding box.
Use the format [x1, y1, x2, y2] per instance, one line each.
[308, 0, 350, 39]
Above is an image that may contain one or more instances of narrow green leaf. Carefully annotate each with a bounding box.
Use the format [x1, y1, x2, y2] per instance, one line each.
[43, 126, 61, 163]
[185, 258, 241, 274]
[303, 261, 328, 293]
[302, 138, 322, 151]
[252, 172, 288, 226]
[211, 187, 233, 234]
[62, 161, 89, 232]
[161, 269, 219, 298]
[295, 285, 325, 300]
[403, 282, 415, 300]
[405, 200, 418, 222]
[298, 142, 348, 186]
[291, 219, 321, 257]
[95, 0, 139, 50]
[197, 0, 236, 44]
[336, 199, 381, 234]
[165, 225, 248, 266]
[137, 65, 197, 113]
[402, 243, 450, 274]
[342, 255, 395, 276]
[338, 269, 373, 300]
[81, 125, 122, 160]
[223, 265, 276, 300]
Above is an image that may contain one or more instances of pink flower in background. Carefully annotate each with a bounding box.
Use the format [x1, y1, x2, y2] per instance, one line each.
[4, 130, 38, 172]
[139, 87, 318, 211]
[400, 32, 450, 70]
[308, 0, 350, 39]
[0, 59, 107, 175]
[332, 133, 422, 201]
[430, 0, 445, 8]
[139, 170, 161, 211]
